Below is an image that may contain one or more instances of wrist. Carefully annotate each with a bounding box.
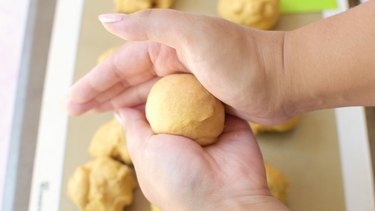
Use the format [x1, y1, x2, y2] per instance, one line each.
[277, 30, 330, 118]
[251, 29, 294, 123]
[215, 195, 290, 211]
[168, 191, 289, 211]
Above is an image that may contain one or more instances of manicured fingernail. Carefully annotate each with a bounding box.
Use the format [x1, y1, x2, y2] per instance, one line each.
[114, 112, 125, 125]
[98, 14, 125, 23]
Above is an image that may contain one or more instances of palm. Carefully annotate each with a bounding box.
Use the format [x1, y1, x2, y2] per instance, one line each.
[126, 113, 269, 210]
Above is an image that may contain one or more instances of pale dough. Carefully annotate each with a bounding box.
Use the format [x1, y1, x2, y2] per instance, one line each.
[265, 162, 289, 204]
[250, 116, 300, 135]
[154, 0, 174, 8]
[114, 0, 175, 13]
[218, 0, 280, 30]
[114, 0, 152, 13]
[146, 74, 225, 146]
[67, 157, 138, 211]
[89, 119, 132, 165]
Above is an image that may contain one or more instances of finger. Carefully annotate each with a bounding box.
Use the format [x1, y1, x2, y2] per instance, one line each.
[67, 41, 187, 116]
[92, 77, 159, 112]
[209, 115, 266, 178]
[210, 115, 258, 152]
[68, 42, 154, 104]
[94, 82, 126, 104]
[98, 10, 210, 50]
[222, 114, 252, 134]
[66, 99, 98, 116]
[116, 108, 154, 163]
[67, 82, 127, 115]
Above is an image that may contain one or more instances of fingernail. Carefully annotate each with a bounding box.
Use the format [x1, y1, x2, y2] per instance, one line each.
[114, 111, 125, 125]
[98, 14, 125, 23]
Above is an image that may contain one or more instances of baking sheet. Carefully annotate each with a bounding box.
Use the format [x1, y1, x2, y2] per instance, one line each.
[60, 1, 345, 210]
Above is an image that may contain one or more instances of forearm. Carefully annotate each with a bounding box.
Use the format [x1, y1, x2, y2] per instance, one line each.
[283, 1, 375, 115]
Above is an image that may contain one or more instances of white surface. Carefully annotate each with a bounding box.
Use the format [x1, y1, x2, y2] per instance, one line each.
[28, 0, 84, 210]
[335, 107, 375, 211]
[0, 0, 30, 208]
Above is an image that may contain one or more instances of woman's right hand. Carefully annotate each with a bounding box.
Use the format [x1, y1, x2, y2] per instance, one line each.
[66, 10, 290, 124]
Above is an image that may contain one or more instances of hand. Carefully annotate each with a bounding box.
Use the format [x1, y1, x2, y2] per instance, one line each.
[116, 108, 289, 211]
[66, 10, 290, 124]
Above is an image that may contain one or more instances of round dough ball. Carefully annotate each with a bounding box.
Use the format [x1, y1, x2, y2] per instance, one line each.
[67, 157, 138, 211]
[154, 0, 175, 8]
[114, 0, 174, 14]
[249, 116, 300, 135]
[146, 74, 225, 146]
[265, 162, 289, 204]
[218, 0, 280, 30]
[89, 119, 132, 165]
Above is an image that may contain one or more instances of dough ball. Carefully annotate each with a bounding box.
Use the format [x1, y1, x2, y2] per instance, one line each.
[114, 0, 152, 13]
[114, 0, 174, 13]
[89, 119, 132, 165]
[97, 47, 118, 64]
[67, 157, 138, 211]
[218, 0, 280, 30]
[154, 0, 175, 8]
[67, 165, 90, 209]
[265, 162, 289, 204]
[250, 116, 300, 135]
[146, 74, 225, 146]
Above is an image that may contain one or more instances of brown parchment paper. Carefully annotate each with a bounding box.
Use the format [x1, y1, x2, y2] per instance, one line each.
[60, 1, 345, 210]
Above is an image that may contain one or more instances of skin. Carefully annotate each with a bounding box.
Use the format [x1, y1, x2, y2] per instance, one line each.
[67, 11, 286, 124]
[117, 109, 288, 211]
[67, 1, 375, 210]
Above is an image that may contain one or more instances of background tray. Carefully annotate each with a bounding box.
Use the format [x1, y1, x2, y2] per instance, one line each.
[59, 1, 346, 211]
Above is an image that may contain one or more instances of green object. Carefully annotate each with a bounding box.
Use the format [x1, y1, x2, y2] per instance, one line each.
[281, 0, 337, 13]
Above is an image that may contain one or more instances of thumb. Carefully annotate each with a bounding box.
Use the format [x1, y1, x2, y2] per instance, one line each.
[98, 10, 212, 50]
[115, 108, 153, 163]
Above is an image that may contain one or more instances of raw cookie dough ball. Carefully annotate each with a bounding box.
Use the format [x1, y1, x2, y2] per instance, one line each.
[89, 119, 132, 165]
[218, 0, 280, 30]
[265, 162, 289, 204]
[146, 74, 225, 146]
[114, 0, 174, 13]
[67, 157, 138, 211]
[154, 0, 175, 8]
[97, 47, 118, 64]
[250, 116, 300, 135]
[114, 0, 152, 13]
